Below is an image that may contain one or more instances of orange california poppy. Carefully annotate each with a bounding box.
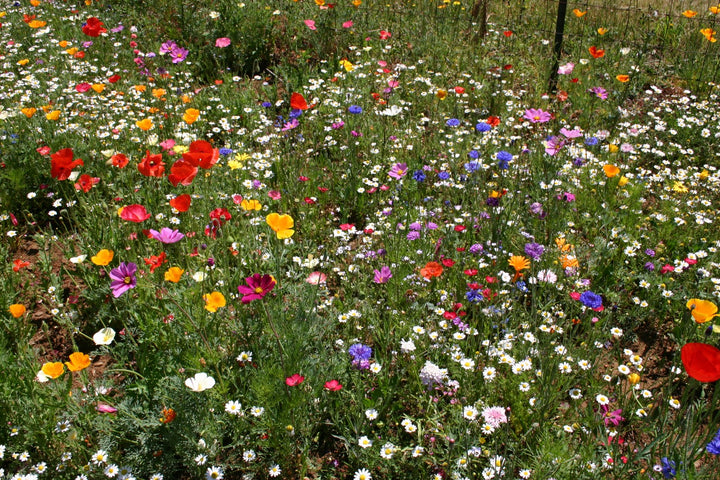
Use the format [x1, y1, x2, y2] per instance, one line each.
[9, 304, 26, 318]
[65, 352, 91, 372]
[266, 213, 295, 239]
[203, 292, 226, 312]
[41, 361, 64, 379]
[616, 75, 630, 83]
[588, 46, 605, 58]
[91, 249, 114, 266]
[164, 267, 184, 283]
[603, 164, 620, 178]
[686, 299, 718, 323]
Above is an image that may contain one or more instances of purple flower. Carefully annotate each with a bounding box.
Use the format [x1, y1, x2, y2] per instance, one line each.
[159, 40, 177, 54]
[348, 343, 372, 361]
[373, 266, 392, 283]
[406, 231, 420, 240]
[109, 262, 137, 298]
[388, 162, 408, 179]
[523, 108, 551, 123]
[149, 227, 185, 244]
[469, 243, 483, 254]
[348, 105, 362, 114]
[446, 118, 460, 127]
[529, 202, 544, 215]
[524, 243, 544, 260]
[589, 86, 608, 99]
[237, 274, 276, 303]
[170, 45, 188, 63]
[476, 122, 491, 132]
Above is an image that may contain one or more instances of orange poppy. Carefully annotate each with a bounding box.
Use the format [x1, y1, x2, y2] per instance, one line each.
[164, 267, 184, 283]
[65, 352, 91, 372]
[91, 249, 114, 266]
[686, 299, 718, 323]
[603, 164, 620, 178]
[203, 292, 226, 312]
[41, 361, 64, 379]
[9, 304, 26, 318]
[420, 261, 443, 279]
[572, 9, 586, 17]
[266, 213, 295, 239]
[616, 75, 630, 83]
[588, 46, 605, 58]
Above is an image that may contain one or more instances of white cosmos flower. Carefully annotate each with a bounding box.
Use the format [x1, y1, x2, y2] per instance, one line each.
[185, 372, 216, 392]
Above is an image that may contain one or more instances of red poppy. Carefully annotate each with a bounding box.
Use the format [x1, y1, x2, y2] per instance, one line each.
[82, 17, 107, 37]
[681, 343, 720, 382]
[454, 86, 465, 94]
[285, 373, 305, 386]
[168, 160, 198, 186]
[111, 153, 129, 168]
[290, 92, 309, 110]
[144, 252, 167, 273]
[324, 379, 342, 391]
[138, 151, 165, 177]
[486, 116, 501, 127]
[441, 258, 455, 267]
[13, 259, 31, 272]
[182, 140, 218, 169]
[209, 208, 232, 226]
[120, 204, 151, 222]
[108, 74, 121, 83]
[74, 174, 99, 192]
[420, 261, 443, 279]
[503, 30, 513, 37]
[50, 148, 84, 181]
[169, 194, 191, 212]
[379, 30, 392, 40]
[76, 82, 92, 93]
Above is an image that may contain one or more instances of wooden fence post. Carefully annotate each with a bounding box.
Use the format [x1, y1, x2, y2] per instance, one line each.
[549, 0, 568, 93]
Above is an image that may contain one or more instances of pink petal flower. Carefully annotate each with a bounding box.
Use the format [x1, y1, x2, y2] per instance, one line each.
[215, 37, 231, 48]
[342, 20, 353, 28]
[286, 374, 305, 386]
[96, 403, 118, 413]
[304, 19, 316, 30]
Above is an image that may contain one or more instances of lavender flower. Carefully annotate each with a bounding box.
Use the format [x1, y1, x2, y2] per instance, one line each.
[373, 266, 392, 284]
[109, 262, 137, 298]
[149, 227, 185, 244]
[524, 243, 544, 260]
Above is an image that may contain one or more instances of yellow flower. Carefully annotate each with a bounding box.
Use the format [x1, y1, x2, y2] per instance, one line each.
[686, 299, 718, 323]
[682, 10, 697, 18]
[21, 107, 37, 118]
[672, 181, 688, 193]
[603, 164, 620, 178]
[91, 249, 114, 266]
[573, 9, 586, 17]
[597, 28, 608, 35]
[203, 291, 226, 312]
[618, 176, 629, 187]
[41, 361, 64, 379]
[436, 89, 448, 100]
[701, 28, 717, 42]
[136, 118, 153, 131]
[65, 47, 78, 55]
[628, 373, 641, 385]
[164, 267, 184, 283]
[608, 144, 619, 153]
[9, 304, 26, 318]
[266, 213, 295, 239]
[339, 59, 354, 72]
[65, 352, 91, 372]
[183, 108, 200, 124]
[352, 0, 361, 7]
[616, 74, 630, 83]
[27, 20, 47, 28]
[699, 169, 709, 180]
[711, 6, 720, 15]
[45, 110, 60, 121]
[18, 58, 30, 66]
[91, 83, 105, 93]
[241, 199, 262, 211]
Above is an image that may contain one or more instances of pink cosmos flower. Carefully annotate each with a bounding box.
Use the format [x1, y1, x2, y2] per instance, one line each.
[306, 271, 327, 285]
[215, 37, 231, 48]
[557, 62, 575, 75]
[237, 274, 276, 303]
[109, 262, 137, 298]
[286, 374, 305, 386]
[373, 266, 392, 284]
[524, 108, 552, 123]
[268, 190, 282, 200]
[149, 227, 185, 244]
[304, 19, 317, 30]
[601, 404, 624, 426]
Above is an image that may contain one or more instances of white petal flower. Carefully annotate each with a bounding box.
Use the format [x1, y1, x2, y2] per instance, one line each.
[185, 373, 216, 392]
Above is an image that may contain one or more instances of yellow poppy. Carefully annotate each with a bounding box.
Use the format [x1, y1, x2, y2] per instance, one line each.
[686, 299, 718, 323]
[65, 47, 78, 55]
[603, 164, 620, 178]
[41, 361, 64, 379]
[266, 213, 295, 239]
[183, 108, 200, 124]
[352, 0, 361, 7]
[91, 249, 114, 266]
[45, 110, 60, 121]
[91, 83, 105, 93]
[21, 107, 37, 118]
[436, 89, 448, 100]
[597, 28, 608, 35]
[711, 6, 720, 15]
[203, 292, 226, 312]
[136, 118, 153, 131]
[18, 58, 29, 66]
[65, 352, 91, 372]
[618, 176, 629, 187]
[241, 199, 262, 211]
[9, 304, 26, 318]
[701, 28, 717, 42]
[164, 267, 184, 283]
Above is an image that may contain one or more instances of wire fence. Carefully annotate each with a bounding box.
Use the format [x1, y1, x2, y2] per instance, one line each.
[481, 0, 720, 87]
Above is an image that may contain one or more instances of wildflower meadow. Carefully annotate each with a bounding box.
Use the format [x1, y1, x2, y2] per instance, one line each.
[2, 0, 720, 479]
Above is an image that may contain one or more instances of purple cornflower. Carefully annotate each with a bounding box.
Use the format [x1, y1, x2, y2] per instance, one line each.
[109, 262, 137, 298]
[388, 162, 408, 179]
[149, 227, 185, 244]
[524, 242, 544, 260]
[406, 231, 420, 240]
[645, 249, 656, 257]
[529, 202, 544, 215]
[373, 266, 392, 283]
[523, 108, 552, 123]
[469, 243, 483, 254]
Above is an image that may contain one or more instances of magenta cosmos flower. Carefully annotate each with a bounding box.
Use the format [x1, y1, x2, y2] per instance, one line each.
[149, 227, 185, 244]
[109, 262, 137, 298]
[237, 274, 276, 303]
[388, 162, 408, 179]
[523, 108, 552, 123]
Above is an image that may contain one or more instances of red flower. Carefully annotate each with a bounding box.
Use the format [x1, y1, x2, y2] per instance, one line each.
[82, 17, 107, 37]
[681, 343, 720, 382]
[74, 174, 99, 192]
[324, 379, 342, 391]
[379, 30, 392, 40]
[169, 194, 191, 212]
[13, 259, 31, 272]
[285, 374, 305, 386]
[76, 82, 92, 93]
[209, 208, 232, 225]
[111, 153, 129, 168]
[290, 92, 309, 110]
[144, 252, 167, 273]
[108, 74, 121, 83]
[138, 151, 165, 177]
[588, 46, 605, 59]
[441, 258, 455, 267]
[503, 30, 513, 37]
[120, 204, 151, 222]
[182, 140, 219, 169]
[464, 269, 478, 276]
[50, 148, 84, 181]
[168, 159, 198, 186]
[486, 116, 501, 127]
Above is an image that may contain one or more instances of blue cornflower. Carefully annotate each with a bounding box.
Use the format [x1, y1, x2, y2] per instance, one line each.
[261, 102, 272, 108]
[219, 148, 233, 156]
[437, 171, 450, 180]
[706, 427, 720, 455]
[412, 170, 426, 182]
[464, 161, 480, 173]
[466, 289, 484, 303]
[515, 281, 528, 293]
[348, 343, 372, 361]
[446, 118, 460, 127]
[348, 105, 362, 114]
[476, 122, 491, 133]
[497, 151, 512, 170]
[579, 291, 603, 309]
[468, 149, 480, 159]
[585, 136, 598, 146]
[289, 109, 303, 119]
[660, 457, 676, 479]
